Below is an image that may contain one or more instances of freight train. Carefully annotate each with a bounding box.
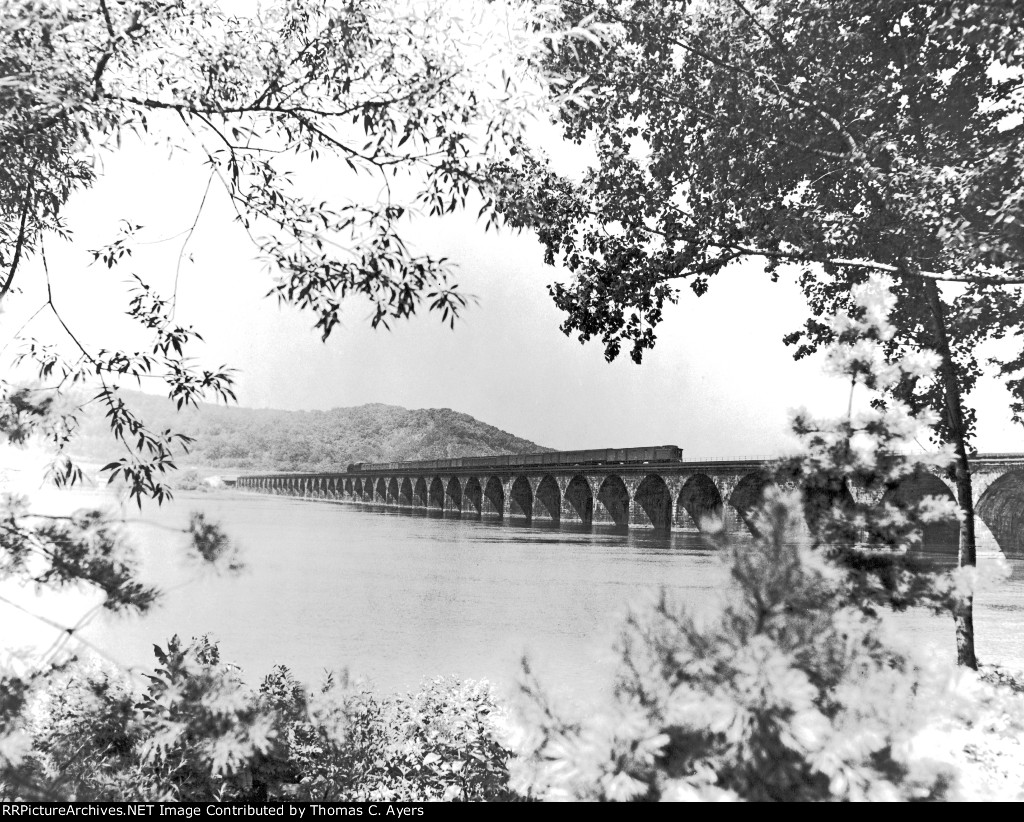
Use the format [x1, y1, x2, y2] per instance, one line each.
[345, 445, 683, 474]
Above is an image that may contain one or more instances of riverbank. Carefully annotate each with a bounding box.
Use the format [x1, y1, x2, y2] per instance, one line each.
[909, 665, 1024, 801]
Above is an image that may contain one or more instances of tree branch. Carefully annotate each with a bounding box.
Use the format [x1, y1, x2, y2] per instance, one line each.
[171, 169, 215, 320]
[98, 0, 116, 38]
[721, 244, 1024, 285]
[0, 180, 34, 302]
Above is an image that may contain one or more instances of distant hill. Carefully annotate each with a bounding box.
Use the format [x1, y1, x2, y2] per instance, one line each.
[72, 391, 551, 472]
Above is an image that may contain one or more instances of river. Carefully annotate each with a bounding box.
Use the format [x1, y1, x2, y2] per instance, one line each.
[17, 490, 1024, 707]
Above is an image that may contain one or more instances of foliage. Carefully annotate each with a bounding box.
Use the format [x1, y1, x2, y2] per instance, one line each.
[0, 0, 574, 501]
[1, 494, 158, 614]
[71, 392, 551, 472]
[498, 0, 1022, 664]
[2, 2, 1017, 801]
[186, 512, 242, 572]
[979, 665, 1024, 697]
[0, 493, 238, 616]
[506, 275, 980, 802]
[2, 639, 516, 802]
[264, 670, 516, 801]
[0, 275, 1012, 801]
[775, 276, 962, 615]
[379, 677, 516, 801]
[0, 2, 594, 801]
[3, 637, 284, 800]
[501, 0, 1024, 425]
[510, 492, 956, 801]
[172, 469, 208, 491]
[0, 0, 608, 511]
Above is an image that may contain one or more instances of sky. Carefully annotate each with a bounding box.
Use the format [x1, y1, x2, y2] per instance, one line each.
[4, 132, 1022, 461]
[2, 0, 1022, 459]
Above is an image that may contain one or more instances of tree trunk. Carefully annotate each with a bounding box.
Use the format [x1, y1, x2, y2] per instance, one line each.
[923, 279, 978, 669]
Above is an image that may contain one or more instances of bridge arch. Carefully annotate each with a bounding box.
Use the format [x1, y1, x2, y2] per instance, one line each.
[977, 470, 1024, 555]
[399, 477, 414, 507]
[388, 477, 400, 504]
[375, 477, 387, 504]
[344, 478, 354, 498]
[730, 471, 775, 533]
[535, 475, 561, 523]
[596, 475, 630, 527]
[882, 472, 958, 553]
[446, 477, 463, 513]
[354, 478, 364, 499]
[677, 474, 724, 531]
[634, 474, 672, 530]
[483, 477, 504, 518]
[463, 477, 483, 516]
[803, 477, 856, 532]
[563, 474, 594, 525]
[429, 477, 445, 510]
[414, 477, 429, 507]
[510, 476, 533, 521]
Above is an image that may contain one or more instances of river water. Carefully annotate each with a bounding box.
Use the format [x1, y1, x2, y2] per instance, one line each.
[20, 490, 1024, 707]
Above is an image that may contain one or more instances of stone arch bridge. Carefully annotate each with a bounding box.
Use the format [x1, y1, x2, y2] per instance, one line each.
[236, 454, 1024, 555]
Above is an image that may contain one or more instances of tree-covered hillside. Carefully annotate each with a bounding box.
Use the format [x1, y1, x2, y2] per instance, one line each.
[73, 392, 550, 472]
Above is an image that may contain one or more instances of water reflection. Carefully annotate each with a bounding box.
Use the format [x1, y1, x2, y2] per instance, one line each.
[330, 498, 706, 546]
[76, 492, 1022, 706]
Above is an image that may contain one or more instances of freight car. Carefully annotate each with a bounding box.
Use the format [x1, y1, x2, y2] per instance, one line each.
[347, 445, 683, 473]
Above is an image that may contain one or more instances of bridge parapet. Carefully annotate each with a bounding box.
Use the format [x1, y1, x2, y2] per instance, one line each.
[236, 453, 1024, 555]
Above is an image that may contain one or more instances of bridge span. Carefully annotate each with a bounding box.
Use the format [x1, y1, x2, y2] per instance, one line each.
[236, 453, 1024, 555]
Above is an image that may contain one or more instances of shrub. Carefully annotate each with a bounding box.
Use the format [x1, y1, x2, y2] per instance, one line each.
[262, 669, 516, 801]
[509, 493, 956, 801]
[6, 642, 516, 801]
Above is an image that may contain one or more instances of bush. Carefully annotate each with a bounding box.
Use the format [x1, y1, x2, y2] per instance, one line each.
[5, 641, 516, 802]
[268, 672, 516, 801]
[509, 492, 956, 801]
[173, 471, 208, 492]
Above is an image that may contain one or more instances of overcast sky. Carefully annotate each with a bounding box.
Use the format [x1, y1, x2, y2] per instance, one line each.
[4, 122, 1023, 459]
